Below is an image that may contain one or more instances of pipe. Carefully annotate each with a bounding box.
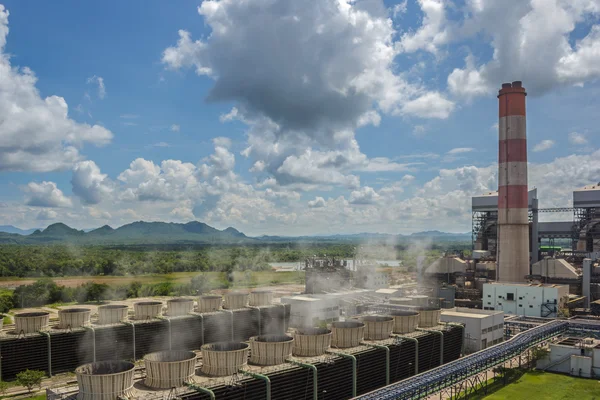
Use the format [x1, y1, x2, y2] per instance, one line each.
[84, 326, 96, 362]
[279, 303, 287, 333]
[393, 335, 418, 374]
[159, 317, 172, 350]
[40, 330, 52, 377]
[197, 313, 205, 345]
[417, 328, 444, 365]
[224, 310, 234, 341]
[124, 321, 136, 360]
[184, 381, 215, 400]
[328, 351, 356, 397]
[240, 370, 271, 400]
[362, 342, 389, 385]
[249, 306, 261, 336]
[287, 359, 318, 399]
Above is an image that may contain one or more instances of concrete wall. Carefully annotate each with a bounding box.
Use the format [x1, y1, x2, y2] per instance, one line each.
[570, 355, 592, 378]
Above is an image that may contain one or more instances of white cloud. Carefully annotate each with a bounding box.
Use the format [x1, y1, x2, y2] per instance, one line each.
[569, 132, 588, 145]
[152, 142, 171, 148]
[413, 125, 427, 136]
[23, 181, 72, 208]
[87, 75, 106, 99]
[170, 124, 180, 132]
[349, 186, 381, 205]
[398, 0, 448, 55]
[533, 140, 555, 152]
[447, 147, 474, 155]
[0, 6, 112, 172]
[213, 137, 232, 149]
[37, 209, 57, 220]
[392, 0, 408, 18]
[308, 197, 326, 208]
[71, 161, 112, 205]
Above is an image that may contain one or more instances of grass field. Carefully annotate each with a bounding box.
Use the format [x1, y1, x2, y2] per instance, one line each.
[482, 371, 600, 399]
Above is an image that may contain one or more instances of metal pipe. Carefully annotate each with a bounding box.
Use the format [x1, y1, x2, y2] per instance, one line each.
[393, 334, 418, 374]
[287, 359, 318, 399]
[240, 370, 271, 400]
[362, 342, 389, 385]
[224, 310, 234, 341]
[417, 328, 444, 364]
[328, 351, 356, 397]
[197, 313, 204, 346]
[184, 381, 215, 400]
[249, 306, 261, 336]
[124, 321, 136, 360]
[84, 326, 96, 362]
[40, 330, 52, 377]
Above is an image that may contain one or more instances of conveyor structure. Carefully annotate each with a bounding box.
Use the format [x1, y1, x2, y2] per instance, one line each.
[357, 320, 571, 399]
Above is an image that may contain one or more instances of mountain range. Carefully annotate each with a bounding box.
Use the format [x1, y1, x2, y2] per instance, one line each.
[0, 222, 470, 245]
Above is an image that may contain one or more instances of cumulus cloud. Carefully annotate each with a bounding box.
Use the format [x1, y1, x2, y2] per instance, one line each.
[447, 147, 474, 155]
[170, 124, 180, 132]
[23, 181, 72, 208]
[569, 132, 588, 145]
[439, 0, 600, 97]
[308, 197, 326, 208]
[71, 161, 112, 205]
[349, 186, 381, 205]
[0, 6, 112, 172]
[162, 0, 454, 188]
[533, 140, 555, 152]
[87, 75, 106, 99]
[37, 209, 57, 220]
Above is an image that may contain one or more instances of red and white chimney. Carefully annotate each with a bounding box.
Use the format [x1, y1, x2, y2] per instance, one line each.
[497, 81, 529, 283]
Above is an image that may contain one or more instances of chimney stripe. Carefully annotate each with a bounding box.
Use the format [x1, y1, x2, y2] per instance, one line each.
[499, 139, 527, 163]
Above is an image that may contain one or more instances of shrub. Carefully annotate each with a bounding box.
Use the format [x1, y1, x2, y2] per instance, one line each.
[16, 369, 45, 393]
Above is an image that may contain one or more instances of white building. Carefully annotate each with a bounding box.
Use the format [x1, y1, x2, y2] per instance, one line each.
[441, 307, 504, 353]
[280, 295, 340, 327]
[536, 337, 600, 378]
[482, 283, 569, 318]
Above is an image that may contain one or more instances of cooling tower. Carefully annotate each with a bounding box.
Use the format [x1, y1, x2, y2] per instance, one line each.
[223, 292, 249, 310]
[197, 295, 223, 313]
[134, 301, 163, 320]
[58, 308, 91, 329]
[361, 316, 394, 340]
[97, 305, 129, 325]
[76, 361, 135, 400]
[143, 350, 197, 389]
[167, 298, 194, 316]
[416, 307, 442, 328]
[331, 321, 365, 348]
[293, 328, 332, 356]
[250, 334, 294, 366]
[15, 312, 50, 334]
[200, 342, 249, 376]
[497, 81, 529, 283]
[389, 311, 419, 334]
[249, 290, 273, 306]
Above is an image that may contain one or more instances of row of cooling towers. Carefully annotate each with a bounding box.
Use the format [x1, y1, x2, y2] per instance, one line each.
[73, 307, 445, 400]
[6, 290, 273, 334]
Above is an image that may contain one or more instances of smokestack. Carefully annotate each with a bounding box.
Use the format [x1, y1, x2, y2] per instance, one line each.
[497, 81, 529, 283]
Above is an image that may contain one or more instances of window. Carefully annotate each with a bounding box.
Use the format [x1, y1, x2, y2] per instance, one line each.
[507, 293, 514, 301]
[498, 295, 502, 298]
[487, 302, 491, 305]
[488, 295, 491, 298]
[519, 304, 523, 307]
[519, 297, 523, 300]
[481, 329, 486, 335]
[529, 305, 533, 308]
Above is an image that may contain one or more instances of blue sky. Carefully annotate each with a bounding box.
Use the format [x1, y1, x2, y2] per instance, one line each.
[0, 0, 599, 235]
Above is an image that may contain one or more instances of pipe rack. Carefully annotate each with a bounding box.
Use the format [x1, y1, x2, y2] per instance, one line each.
[356, 320, 568, 399]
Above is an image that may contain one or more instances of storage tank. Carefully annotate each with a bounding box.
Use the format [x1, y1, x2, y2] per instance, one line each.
[58, 308, 91, 329]
[361, 316, 394, 340]
[250, 334, 294, 366]
[249, 290, 273, 306]
[389, 297, 412, 306]
[390, 310, 419, 334]
[223, 292, 248, 310]
[416, 307, 441, 328]
[166, 298, 194, 316]
[197, 295, 222, 313]
[134, 301, 163, 320]
[97, 305, 129, 325]
[143, 350, 197, 389]
[200, 342, 249, 376]
[76, 360, 135, 400]
[75, 361, 135, 400]
[407, 295, 429, 307]
[15, 312, 49, 334]
[293, 328, 332, 357]
[331, 321, 365, 348]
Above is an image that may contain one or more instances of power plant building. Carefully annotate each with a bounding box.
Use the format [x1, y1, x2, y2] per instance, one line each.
[483, 283, 568, 318]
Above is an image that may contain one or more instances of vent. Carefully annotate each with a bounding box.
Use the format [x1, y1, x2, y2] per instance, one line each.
[76, 360, 135, 400]
[97, 305, 128, 325]
[58, 308, 91, 329]
[249, 290, 273, 306]
[250, 334, 293, 366]
[361, 315, 394, 340]
[143, 350, 196, 388]
[200, 342, 249, 376]
[224, 292, 249, 310]
[331, 321, 365, 348]
[197, 295, 222, 313]
[15, 312, 50, 334]
[293, 328, 332, 357]
[389, 311, 419, 334]
[166, 298, 194, 317]
[134, 301, 163, 320]
[416, 307, 441, 328]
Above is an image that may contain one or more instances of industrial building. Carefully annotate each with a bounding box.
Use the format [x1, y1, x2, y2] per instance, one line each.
[536, 335, 600, 378]
[483, 283, 569, 318]
[440, 308, 504, 353]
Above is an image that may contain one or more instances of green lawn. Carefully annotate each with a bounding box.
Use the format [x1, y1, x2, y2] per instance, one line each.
[484, 371, 600, 399]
